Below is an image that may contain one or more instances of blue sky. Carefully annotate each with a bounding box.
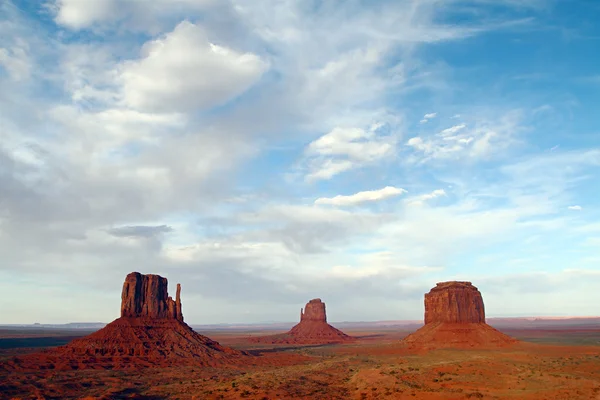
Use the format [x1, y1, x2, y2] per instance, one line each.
[0, 0, 599, 324]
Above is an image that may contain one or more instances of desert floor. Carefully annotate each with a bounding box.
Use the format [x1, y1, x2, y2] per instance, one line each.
[1, 327, 599, 400]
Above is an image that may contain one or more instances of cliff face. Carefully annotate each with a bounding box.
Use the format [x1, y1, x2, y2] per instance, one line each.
[5, 271, 245, 371]
[253, 298, 352, 344]
[424, 281, 485, 324]
[120, 272, 183, 321]
[402, 280, 516, 350]
[300, 299, 327, 322]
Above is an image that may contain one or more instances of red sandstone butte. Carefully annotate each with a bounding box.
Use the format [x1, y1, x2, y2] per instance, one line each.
[3, 272, 246, 371]
[425, 281, 485, 324]
[402, 281, 517, 350]
[252, 298, 353, 344]
[121, 272, 183, 320]
[300, 298, 328, 322]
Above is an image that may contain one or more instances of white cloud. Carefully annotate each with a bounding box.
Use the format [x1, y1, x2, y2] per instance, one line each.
[326, 251, 440, 279]
[304, 160, 354, 181]
[440, 123, 466, 135]
[315, 186, 407, 206]
[4, 0, 598, 324]
[568, 205, 582, 211]
[304, 124, 397, 181]
[406, 111, 523, 163]
[307, 127, 393, 159]
[0, 39, 30, 81]
[52, 0, 218, 30]
[49, 106, 186, 164]
[118, 21, 268, 113]
[407, 189, 447, 206]
[420, 112, 437, 124]
[52, 0, 118, 29]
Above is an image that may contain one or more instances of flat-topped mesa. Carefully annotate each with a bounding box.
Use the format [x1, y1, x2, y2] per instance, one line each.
[424, 281, 485, 324]
[121, 272, 183, 321]
[401, 280, 516, 350]
[300, 298, 327, 322]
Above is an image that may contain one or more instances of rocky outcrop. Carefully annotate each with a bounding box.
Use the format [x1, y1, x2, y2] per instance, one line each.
[120, 272, 183, 321]
[300, 298, 327, 322]
[252, 298, 353, 344]
[5, 272, 245, 371]
[424, 281, 485, 324]
[402, 281, 517, 350]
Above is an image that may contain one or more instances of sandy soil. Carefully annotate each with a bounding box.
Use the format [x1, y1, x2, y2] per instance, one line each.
[1, 328, 599, 399]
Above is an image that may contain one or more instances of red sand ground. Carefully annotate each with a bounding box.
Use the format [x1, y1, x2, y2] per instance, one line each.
[1, 327, 600, 399]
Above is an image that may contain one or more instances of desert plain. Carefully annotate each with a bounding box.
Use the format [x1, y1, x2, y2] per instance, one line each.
[1, 273, 599, 400]
[1, 322, 600, 399]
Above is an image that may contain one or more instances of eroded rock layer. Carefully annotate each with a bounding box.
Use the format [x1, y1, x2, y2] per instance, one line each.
[424, 281, 485, 324]
[4, 272, 246, 371]
[402, 322, 517, 350]
[402, 281, 517, 350]
[301, 298, 327, 322]
[252, 299, 352, 344]
[121, 272, 183, 321]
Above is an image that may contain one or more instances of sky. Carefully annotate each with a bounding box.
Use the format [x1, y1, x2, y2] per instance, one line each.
[1, 0, 599, 324]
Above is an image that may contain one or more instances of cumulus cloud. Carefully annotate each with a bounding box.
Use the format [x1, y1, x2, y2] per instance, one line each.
[51, 0, 218, 30]
[315, 186, 407, 206]
[568, 205, 582, 211]
[119, 21, 268, 113]
[4, 0, 598, 324]
[52, 0, 118, 29]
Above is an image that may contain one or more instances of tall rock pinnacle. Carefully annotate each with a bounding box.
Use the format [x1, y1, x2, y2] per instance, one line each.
[121, 272, 184, 321]
[424, 281, 485, 324]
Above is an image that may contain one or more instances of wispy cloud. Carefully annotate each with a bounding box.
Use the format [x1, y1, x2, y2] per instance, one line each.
[3, 0, 600, 324]
[420, 112, 437, 124]
[406, 111, 524, 163]
[315, 186, 407, 206]
[407, 189, 447, 206]
[107, 225, 173, 238]
[304, 124, 397, 181]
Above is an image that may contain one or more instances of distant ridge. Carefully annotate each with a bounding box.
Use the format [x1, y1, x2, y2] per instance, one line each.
[2, 317, 598, 331]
